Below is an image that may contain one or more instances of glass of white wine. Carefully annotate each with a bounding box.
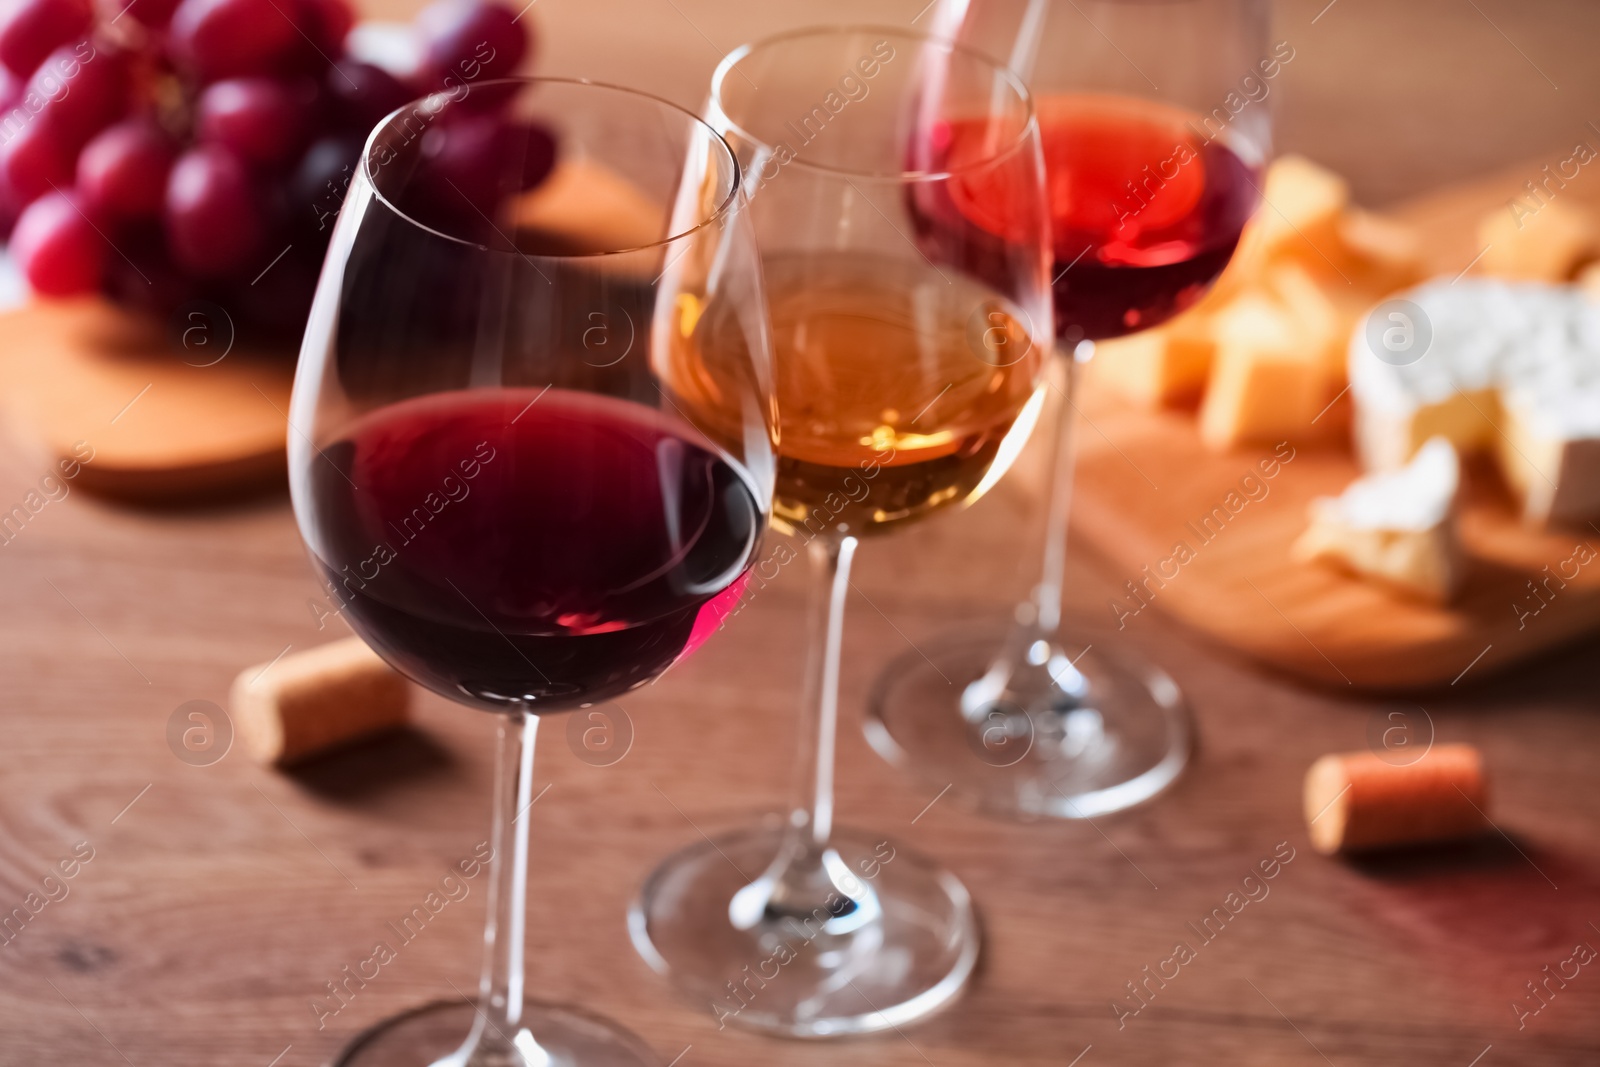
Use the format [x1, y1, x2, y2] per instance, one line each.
[630, 26, 1054, 1037]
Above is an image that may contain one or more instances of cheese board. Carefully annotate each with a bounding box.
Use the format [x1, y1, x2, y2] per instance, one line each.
[1069, 156, 1600, 690]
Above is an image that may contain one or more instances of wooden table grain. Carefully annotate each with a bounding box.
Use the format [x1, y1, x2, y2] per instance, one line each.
[2, 2, 1599, 1065]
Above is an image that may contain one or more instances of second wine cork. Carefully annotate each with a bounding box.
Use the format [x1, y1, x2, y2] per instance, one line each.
[1304, 743, 1489, 855]
[231, 637, 410, 766]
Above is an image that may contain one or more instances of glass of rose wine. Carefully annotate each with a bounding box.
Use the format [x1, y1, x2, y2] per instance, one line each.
[289, 79, 775, 1066]
[629, 27, 1053, 1036]
[865, 0, 1272, 819]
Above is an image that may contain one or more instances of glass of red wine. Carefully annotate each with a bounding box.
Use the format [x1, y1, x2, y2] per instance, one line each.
[629, 28, 1052, 1037]
[865, 0, 1271, 819]
[288, 78, 774, 1067]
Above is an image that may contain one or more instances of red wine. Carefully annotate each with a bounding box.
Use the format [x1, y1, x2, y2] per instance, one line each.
[935, 94, 1260, 341]
[302, 388, 763, 712]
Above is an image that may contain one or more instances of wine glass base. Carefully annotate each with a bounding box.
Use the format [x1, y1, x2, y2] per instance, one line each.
[628, 823, 978, 1037]
[864, 626, 1191, 820]
[331, 999, 660, 1067]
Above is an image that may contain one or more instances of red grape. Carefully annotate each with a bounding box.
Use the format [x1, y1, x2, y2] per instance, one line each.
[296, 0, 353, 53]
[100, 219, 190, 313]
[418, 110, 506, 208]
[29, 41, 126, 144]
[0, 0, 550, 344]
[169, 0, 300, 82]
[276, 0, 354, 73]
[199, 76, 313, 165]
[120, 0, 184, 28]
[164, 145, 266, 276]
[77, 119, 176, 219]
[416, 115, 554, 202]
[0, 112, 72, 201]
[416, 0, 526, 88]
[326, 59, 411, 133]
[289, 132, 359, 231]
[0, 170, 22, 238]
[0, 64, 21, 109]
[0, 0, 91, 79]
[12, 190, 104, 295]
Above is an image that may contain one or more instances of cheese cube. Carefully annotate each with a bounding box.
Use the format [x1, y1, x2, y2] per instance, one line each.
[1477, 198, 1599, 282]
[1579, 260, 1600, 300]
[1336, 209, 1428, 292]
[1091, 316, 1213, 407]
[1254, 154, 1350, 270]
[1199, 295, 1325, 449]
[1266, 260, 1347, 381]
[1199, 156, 1350, 306]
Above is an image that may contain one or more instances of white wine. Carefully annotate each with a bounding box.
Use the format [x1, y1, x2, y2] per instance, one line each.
[672, 250, 1046, 534]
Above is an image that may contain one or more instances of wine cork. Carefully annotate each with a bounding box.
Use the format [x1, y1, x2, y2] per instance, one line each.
[231, 637, 410, 766]
[1303, 743, 1489, 855]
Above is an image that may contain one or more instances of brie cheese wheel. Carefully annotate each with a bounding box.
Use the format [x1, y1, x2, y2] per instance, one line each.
[1348, 278, 1600, 525]
[1292, 437, 1462, 602]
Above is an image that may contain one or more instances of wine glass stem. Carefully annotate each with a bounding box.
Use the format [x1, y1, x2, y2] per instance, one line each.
[450, 711, 541, 1066]
[1033, 342, 1089, 639]
[790, 532, 859, 848]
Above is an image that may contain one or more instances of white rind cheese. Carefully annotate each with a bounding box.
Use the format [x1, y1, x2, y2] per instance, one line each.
[1348, 278, 1600, 525]
[1293, 438, 1462, 602]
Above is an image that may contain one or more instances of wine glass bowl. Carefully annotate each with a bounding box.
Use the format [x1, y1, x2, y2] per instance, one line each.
[699, 26, 1053, 537]
[1033, 91, 1264, 340]
[288, 78, 773, 1067]
[293, 78, 773, 716]
[866, 0, 1273, 820]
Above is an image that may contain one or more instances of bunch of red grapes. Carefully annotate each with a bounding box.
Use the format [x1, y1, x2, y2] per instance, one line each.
[0, 0, 550, 344]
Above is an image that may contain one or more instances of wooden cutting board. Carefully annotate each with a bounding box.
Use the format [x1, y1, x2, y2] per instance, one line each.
[0, 298, 295, 502]
[1070, 158, 1600, 691]
[0, 159, 658, 504]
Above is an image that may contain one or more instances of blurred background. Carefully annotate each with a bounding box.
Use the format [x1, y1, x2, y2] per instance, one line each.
[521, 0, 1600, 205]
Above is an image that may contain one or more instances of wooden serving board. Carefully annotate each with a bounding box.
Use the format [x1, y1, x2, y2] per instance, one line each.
[0, 299, 295, 502]
[0, 159, 657, 504]
[1070, 158, 1600, 691]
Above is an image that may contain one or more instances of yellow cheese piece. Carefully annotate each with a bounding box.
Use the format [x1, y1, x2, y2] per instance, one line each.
[1336, 209, 1428, 292]
[1197, 156, 1350, 306]
[1252, 154, 1350, 271]
[1265, 260, 1346, 381]
[1200, 347, 1325, 450]
[1202, 222, 1267, 305]
[1090, 316, 1213, 407]
[1198, 295, 1324, 449]
[1477, 198, 1599, 282]
[1578, 260, 1600, 300]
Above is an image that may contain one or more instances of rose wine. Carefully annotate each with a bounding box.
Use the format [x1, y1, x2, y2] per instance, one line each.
[302, 388, 764, 711]
[935, 94, 1260, 341]
[669, 251, 1045, 534]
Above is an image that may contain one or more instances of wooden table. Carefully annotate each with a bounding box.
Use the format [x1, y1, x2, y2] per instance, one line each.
[2, 2, 1599, 1065]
